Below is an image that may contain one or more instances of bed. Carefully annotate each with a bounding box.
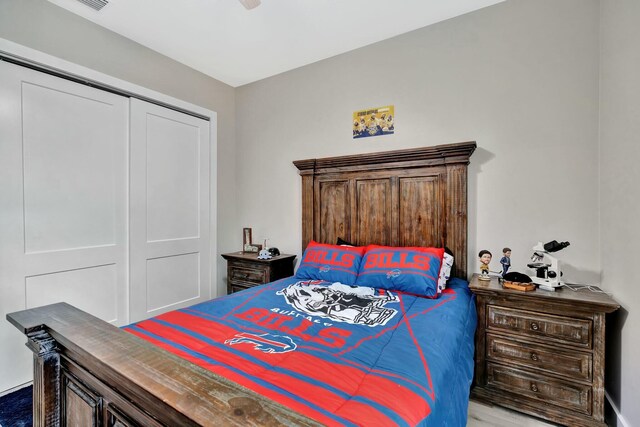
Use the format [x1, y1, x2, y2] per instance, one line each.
[7, 141, 477, 426]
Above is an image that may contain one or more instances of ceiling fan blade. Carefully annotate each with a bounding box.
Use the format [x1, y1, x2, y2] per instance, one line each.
[238, 0, 261, 10]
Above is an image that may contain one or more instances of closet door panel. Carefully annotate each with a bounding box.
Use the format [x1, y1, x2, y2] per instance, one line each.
[145, 113, 200, 242]
[130, 99, 210, 322]
[146, 253, 200, 313]
[0, 61, 128, 392]
[26, 264, 119, 323]
[22, 82, 121, 253]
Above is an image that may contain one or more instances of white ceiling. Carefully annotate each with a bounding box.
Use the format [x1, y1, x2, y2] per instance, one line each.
[48, 0, 504, 87]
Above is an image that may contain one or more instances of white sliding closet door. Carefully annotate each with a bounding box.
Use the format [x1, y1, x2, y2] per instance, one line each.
[129, 99, 210, 322]
[0, 61, 129, 391]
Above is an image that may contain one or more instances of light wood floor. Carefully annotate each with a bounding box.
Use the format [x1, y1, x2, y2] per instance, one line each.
[468, 400, 557, 426]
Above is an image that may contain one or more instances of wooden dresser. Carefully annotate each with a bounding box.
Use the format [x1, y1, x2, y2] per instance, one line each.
[221, 252, 296, 294]
[469, 275, 619, 426]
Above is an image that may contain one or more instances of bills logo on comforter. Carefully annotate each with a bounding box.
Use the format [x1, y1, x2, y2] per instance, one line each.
[277, 281, 399, 327]
[125, 277, 476, 426]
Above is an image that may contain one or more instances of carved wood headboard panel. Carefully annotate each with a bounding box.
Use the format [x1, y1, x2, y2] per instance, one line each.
[293, 141, 476, 279]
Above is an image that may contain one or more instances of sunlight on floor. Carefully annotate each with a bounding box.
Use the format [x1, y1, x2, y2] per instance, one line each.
[468, 401, 557, 427]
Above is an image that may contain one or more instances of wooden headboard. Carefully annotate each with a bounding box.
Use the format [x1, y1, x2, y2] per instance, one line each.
[293, 141, 476, 279]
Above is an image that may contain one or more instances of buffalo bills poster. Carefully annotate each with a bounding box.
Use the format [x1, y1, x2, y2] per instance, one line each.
[353, 105, 394, 139]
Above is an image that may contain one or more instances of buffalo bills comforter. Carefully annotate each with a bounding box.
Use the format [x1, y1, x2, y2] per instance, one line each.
[124, 277, 476, 426]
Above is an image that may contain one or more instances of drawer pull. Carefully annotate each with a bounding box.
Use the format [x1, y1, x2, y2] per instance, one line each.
[530, 352, 539, 361]
[530, 382, 539, 393]
[530, 322, 539, 331]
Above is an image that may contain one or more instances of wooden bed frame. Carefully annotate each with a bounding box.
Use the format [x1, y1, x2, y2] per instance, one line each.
[7, 141, 475, 426]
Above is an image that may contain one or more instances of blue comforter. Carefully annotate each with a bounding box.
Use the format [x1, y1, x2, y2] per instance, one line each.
[125, 277, 476, 426]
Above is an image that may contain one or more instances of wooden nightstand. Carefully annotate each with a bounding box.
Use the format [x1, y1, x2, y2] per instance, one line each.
[221, 252, 296, 294]
[469, 274, 619, 427]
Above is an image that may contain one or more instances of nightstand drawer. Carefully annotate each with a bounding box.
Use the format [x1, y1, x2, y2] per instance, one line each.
[229, 284, 253, 294]
[487, 305, 592, 348]
[229, 266, 267, 285]
[487, 334, 592, 381]
[487, 363, 592, 415]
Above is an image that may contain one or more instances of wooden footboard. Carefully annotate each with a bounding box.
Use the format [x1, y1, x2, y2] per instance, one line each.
[7, 303, 320, 427]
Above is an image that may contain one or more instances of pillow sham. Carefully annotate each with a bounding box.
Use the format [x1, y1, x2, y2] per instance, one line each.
[437, 252, 454, 293]
[355, 245, 444, 297]
[296, 241, 366, 285]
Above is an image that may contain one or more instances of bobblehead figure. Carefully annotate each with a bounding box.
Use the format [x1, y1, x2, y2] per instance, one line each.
[478, 250, 492, 281]
[500, 247, 512, 277]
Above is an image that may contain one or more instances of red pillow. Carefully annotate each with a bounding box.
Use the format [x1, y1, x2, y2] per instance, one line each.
[355, 245, 444, 297]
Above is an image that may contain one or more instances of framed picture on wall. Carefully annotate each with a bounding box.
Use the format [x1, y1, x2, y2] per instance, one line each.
[242, 228, 262, 253]
[243, 228, 253, 252]
[353, 105, 394, 139]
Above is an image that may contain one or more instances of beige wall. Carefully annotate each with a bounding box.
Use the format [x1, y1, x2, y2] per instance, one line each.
[236, 0, 601, 284]
[0, 0, 236, 296]
[600, 1, 640, 426]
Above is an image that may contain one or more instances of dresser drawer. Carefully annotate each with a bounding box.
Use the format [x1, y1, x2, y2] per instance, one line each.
[487, 363, 592, 415]
[487, 334, 592, 381]
[487, 305, 592, 348]
[229, 265, 267, 285]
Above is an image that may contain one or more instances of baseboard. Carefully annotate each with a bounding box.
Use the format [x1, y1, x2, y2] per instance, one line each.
[0, 381, 32, 398]
[605, 391, 630, 427]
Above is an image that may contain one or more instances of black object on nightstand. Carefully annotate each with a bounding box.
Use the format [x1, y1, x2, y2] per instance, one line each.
[222, 252, 296, 294]
[469, 274, 619, 426]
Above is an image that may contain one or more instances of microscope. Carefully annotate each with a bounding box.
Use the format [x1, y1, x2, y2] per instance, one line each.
[527, 240, 570, 291]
